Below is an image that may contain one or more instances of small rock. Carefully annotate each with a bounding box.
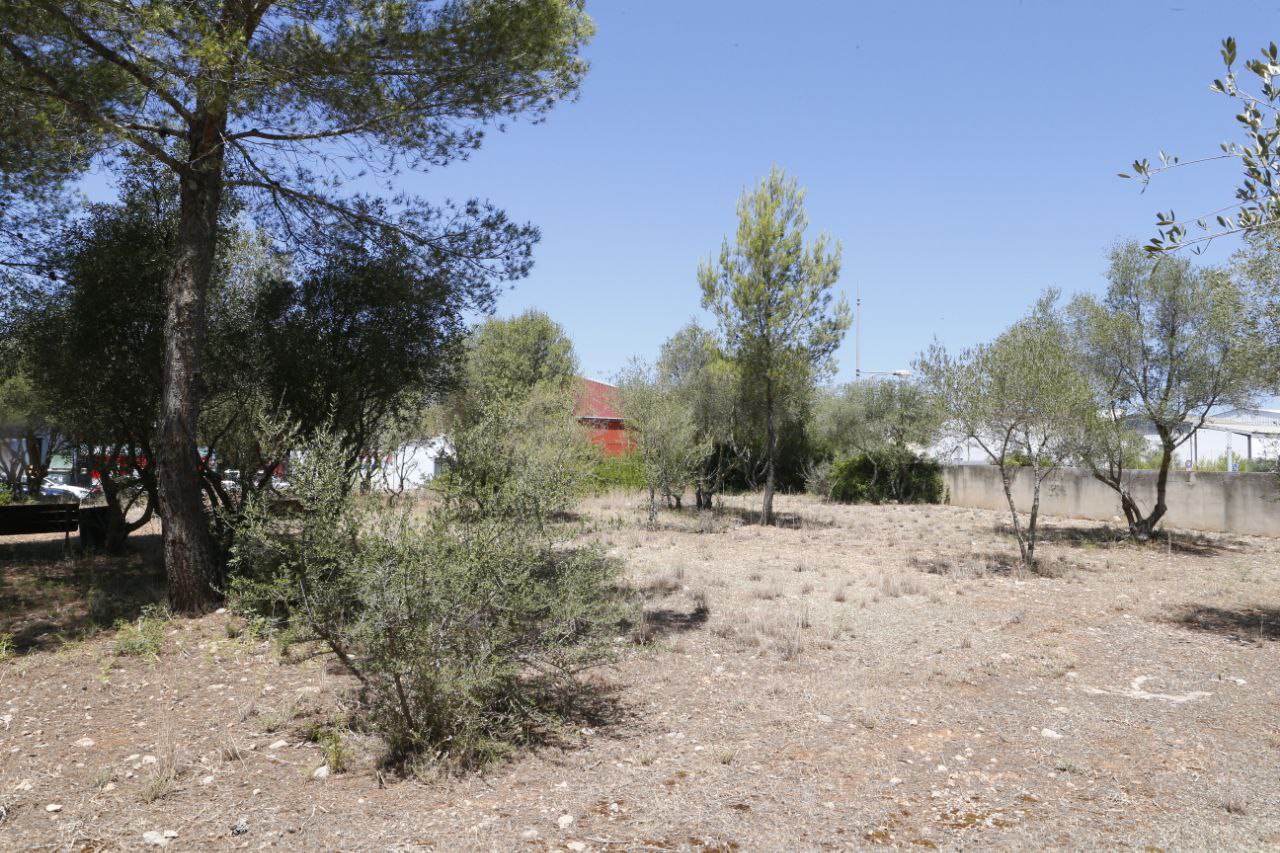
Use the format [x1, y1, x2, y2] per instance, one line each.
[124, 754, 140, 763]
[268, 739, 289, 750]
[142, 830, 168, 846]
[312, 764, 330, 780]
[102, 783, 116, 792]
[200, 775, 215, 786]
[557, 813, 575, 829]
[141, 755, 157, 765]
[45, 804, 62, 813]
[13, 780, 33, 792]
[567, 842, 586, 852]
[74, 737, 95, 748]
[163, 830, 178, 839]
[1041, 728, 1063, 740]
[816, 714, 833, 724]
[231, 817, 249, 836]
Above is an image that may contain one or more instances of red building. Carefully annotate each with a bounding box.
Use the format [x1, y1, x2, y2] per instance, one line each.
[575, 378, 631, 456]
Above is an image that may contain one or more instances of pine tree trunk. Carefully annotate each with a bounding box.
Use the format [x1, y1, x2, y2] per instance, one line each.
[761, 379, 777, 525]
[158, 163, 223, 613]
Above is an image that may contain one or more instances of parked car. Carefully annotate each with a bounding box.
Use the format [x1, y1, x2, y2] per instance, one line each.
[36, 480, 91, 500]
[219, 469, 242, 494]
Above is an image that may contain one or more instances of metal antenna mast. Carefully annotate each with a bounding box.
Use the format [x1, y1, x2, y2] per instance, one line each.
[855, 281, 861, 380]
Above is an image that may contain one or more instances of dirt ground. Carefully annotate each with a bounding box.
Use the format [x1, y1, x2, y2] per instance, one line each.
[2, 494, 1279, 851]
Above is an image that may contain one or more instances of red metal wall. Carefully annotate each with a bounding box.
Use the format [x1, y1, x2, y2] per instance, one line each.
[583, 420, 632, 456]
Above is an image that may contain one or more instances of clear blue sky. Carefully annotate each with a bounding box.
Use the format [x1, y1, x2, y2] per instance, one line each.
[402, 0, 1277, 384]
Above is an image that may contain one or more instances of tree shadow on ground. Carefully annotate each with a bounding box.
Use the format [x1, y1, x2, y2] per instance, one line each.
[909, 549, 1079, 580]
[636, 606, 710, 635]
[1165, 604, 1280, 643]
[622, 573, 711, 643]
[989, 522, 1242, 557]
[715, 504, 835, 530]
[0, 533, 166, 653]
[992, 522, 1128, 547]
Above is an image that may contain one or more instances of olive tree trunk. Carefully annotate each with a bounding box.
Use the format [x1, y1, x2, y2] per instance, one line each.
[997, 463, 1030, 568]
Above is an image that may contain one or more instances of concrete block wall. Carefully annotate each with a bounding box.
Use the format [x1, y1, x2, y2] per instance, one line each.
[942, 465, 1280, 537]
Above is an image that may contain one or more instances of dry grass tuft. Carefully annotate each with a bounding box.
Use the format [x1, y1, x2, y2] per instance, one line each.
[139, 734, 178, 804]
[878, 572, 923, 598]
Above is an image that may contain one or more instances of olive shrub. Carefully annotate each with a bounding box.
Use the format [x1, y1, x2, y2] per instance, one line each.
[230, 393, 625, 769]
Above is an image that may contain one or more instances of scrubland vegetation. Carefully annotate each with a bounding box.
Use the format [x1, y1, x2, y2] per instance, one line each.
[4, 4, 1280, 849]
[3, 493, 1280, 849]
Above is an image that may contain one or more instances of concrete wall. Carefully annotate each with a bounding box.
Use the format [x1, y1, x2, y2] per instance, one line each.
[943, 465, 1280, 537]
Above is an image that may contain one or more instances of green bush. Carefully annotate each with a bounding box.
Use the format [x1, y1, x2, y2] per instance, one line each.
[802, 459, 835, 499]
[593, 451, 646, 491]
[112, 605, 169, 659]
[1191, 454, 1276, 473]
[828, 450, 945, 504]
[231, 404, 626, 770]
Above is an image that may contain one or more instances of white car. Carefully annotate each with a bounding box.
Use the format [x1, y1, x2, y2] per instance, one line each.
[38, 480, 91, 500]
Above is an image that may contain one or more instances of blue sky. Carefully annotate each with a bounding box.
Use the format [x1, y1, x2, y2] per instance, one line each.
[87, 1, 1280, 383]
[404, 0, 1280, 383]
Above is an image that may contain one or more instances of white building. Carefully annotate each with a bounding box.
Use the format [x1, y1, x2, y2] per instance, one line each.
[927, 407, 1280, 471]
[367, 436, 451, 493]
[1135, 407, 1280, 470]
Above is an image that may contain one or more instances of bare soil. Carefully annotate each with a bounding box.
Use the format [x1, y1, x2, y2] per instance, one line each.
[2, 494, 1279, 851]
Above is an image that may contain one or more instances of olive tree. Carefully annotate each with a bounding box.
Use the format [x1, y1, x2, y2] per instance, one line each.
[814, 378, 942, 501]
[1123, 38, 1280, 253]
[617, 361, 708, 524]
[6, 199, 173, 546]
[0, 363, 58, 496]
[698, 168, 850, 525]
[1, 0, 592, 611]
[1069, 242, 1262, 538]
[916, 293, 1092, 569]
[656, 322, 738, 509]
[1121, 38, 1280, 392]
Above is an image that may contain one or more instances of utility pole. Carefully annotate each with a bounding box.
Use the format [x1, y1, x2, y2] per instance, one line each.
[855, 280, 862, 380]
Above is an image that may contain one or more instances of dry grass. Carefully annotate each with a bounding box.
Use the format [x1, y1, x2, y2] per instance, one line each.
[1, 493, 1279, 849]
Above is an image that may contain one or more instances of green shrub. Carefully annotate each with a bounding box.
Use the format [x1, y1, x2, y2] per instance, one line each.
[231, 409, 626, 770]
[802, 459, 835, 500]
[112, 605, 169, 659]
[593, 451, 646, 491]
[828, 450, 944, 504]
[1191, 454, 1276, 473]
[0, 485, 27, 505]
[311, 725, 352, 773]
